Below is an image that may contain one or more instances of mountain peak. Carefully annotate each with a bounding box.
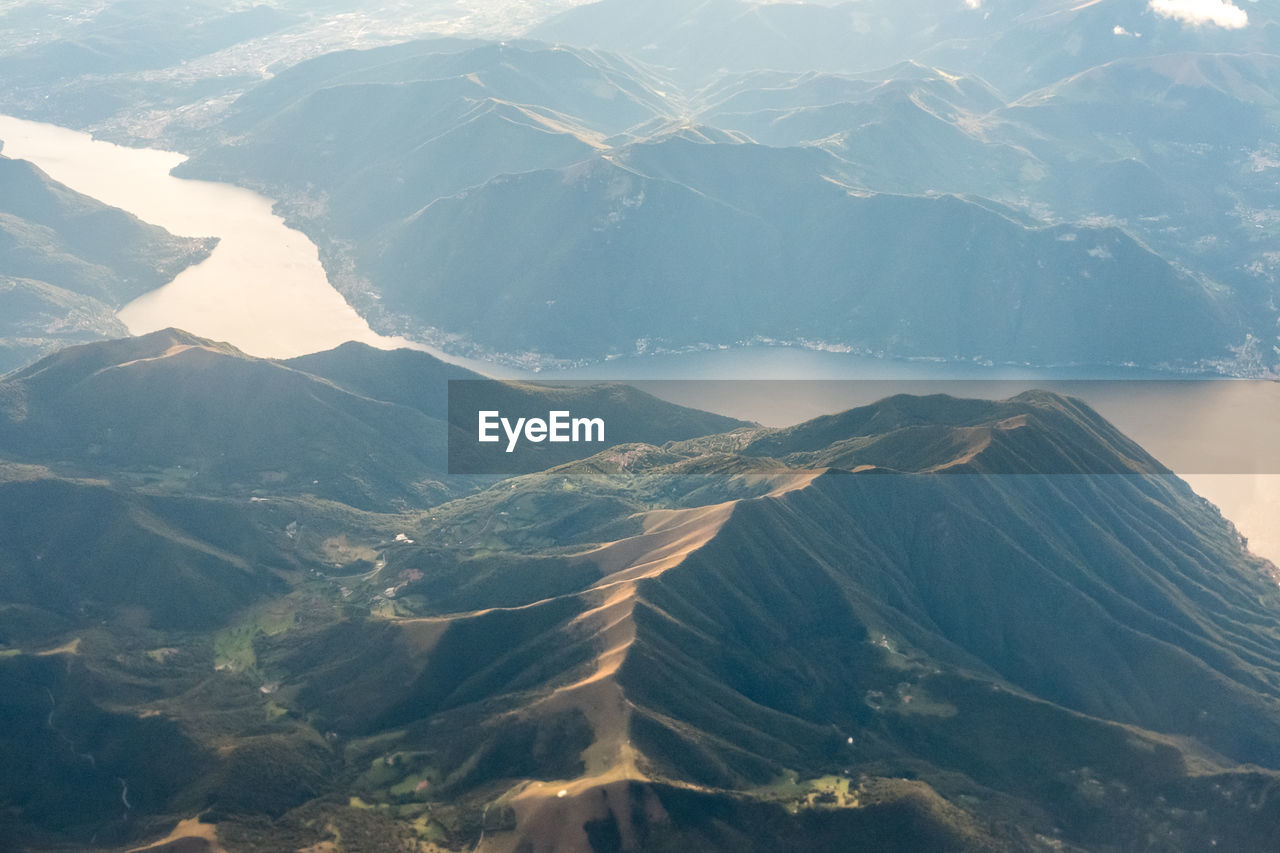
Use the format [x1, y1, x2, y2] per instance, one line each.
[5, 327, 245, 385]
[741, 391, 1168, 475]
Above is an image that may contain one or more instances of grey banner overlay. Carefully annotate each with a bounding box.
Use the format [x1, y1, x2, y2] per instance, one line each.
[448, 379, 1280, 476]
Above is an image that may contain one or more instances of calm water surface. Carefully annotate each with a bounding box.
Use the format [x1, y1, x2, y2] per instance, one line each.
[2, 113, 1276, 567]
[0, 113, 424, 359]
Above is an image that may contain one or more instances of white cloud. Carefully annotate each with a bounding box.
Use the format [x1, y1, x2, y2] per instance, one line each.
[1113, 24, 1143, 36]
[1148, 0, 1249, 29]
[964, 0, 982, 8]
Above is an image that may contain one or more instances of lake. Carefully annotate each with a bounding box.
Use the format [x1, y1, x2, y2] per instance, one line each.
[0, 113, 426, 360]
[2, 112, 1277, 567]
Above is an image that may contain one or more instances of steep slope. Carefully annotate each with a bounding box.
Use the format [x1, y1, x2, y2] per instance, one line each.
[596, 465, 1280, 851]
[367, 142, 1237, 367]
[178, 38, 675, 239]
[5, 388, 1280, 850]
[255, 391, 1280, 852]
[0, 466, 291, 639]
[0, 155, 214, 373]
[695, 63, 1035, 198]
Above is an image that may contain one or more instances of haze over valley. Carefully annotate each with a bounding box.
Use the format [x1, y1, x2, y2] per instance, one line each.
[2, 2, 1280, 852]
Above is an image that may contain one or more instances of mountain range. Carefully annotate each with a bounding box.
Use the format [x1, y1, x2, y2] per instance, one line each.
[170, 27, 1277, 373]
[2, 2, 1280, 850]
[3, 3, 1276, 375]
[0, 329, 745, 508]
[535, 0, 1280, 94]
[3, 332, 1280, 851]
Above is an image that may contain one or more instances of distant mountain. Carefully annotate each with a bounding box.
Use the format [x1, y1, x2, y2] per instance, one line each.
[532, 0, 984, 84]
[0, 1, 298, 131]
[178, 39, 675, 238]
[692, 51, 1280, 268]
[0, 156, 213, 305]
[214, 38, 673, 139]
[0, 155, 214, 373]
[694, 63, 1035, 199]
[536, 0, 1279, 94]
[174, 31, 1279, 374]
[922, 0, 1280, 98]
[1001, 53, 1280, 288]
[0, 3, 295, 82]
[0, 278, 128, 378]
[367, 140, 1238, 367]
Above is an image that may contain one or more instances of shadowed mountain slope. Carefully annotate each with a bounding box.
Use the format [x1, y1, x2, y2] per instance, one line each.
[4, 382, 1280, 850]
[255, 390, 1280, 852]
[0, 467, 291, 637]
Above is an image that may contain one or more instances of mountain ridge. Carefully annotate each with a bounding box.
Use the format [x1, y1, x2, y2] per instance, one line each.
[5, 359, 1280, 850]
[346, 399, 1280, 850]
